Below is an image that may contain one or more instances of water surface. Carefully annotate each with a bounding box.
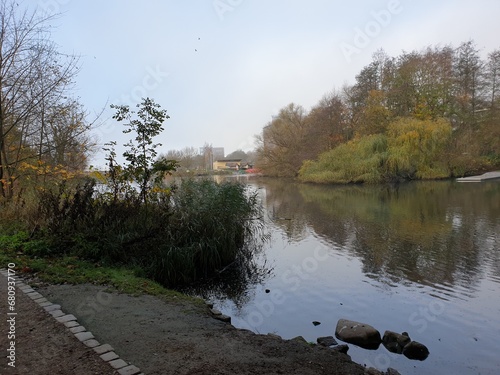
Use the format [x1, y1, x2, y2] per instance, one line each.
[200, 177, 500, 375]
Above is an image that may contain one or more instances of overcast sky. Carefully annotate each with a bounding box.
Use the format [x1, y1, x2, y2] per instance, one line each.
[31, 0, 500, 166]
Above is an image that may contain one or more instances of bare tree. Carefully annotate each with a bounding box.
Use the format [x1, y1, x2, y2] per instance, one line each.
[0, 0, 86, 198]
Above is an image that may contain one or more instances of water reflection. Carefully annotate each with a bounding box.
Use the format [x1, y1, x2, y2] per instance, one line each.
[259, 179, 500, 299]
[189, 177, 500, 374]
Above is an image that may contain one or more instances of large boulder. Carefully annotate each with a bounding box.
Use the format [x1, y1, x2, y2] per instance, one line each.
[402, 341, 430, 360]
[335, 319, 381, 349]
[382, 331, 411, 354]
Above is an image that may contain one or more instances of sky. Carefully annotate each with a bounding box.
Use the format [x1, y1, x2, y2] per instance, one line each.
[27, 0, 500, 167]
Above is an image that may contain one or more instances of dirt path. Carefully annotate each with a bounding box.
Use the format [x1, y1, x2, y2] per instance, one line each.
[1, 270, 389, 375]
[0, 272, 118, 375]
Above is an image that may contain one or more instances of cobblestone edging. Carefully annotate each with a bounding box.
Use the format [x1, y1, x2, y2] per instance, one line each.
[0, 269, 144, 375]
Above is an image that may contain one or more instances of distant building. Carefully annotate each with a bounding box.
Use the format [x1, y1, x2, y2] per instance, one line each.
[200, 146, 225, 170]
[213, 159, 253, 171]
[213, 159, 241, 170]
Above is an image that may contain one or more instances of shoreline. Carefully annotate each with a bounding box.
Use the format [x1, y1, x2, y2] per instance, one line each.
[1, 269, 400, 375]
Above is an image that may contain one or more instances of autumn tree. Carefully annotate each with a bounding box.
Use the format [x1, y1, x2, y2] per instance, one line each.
[255, 103, 308, 177]
[304, 92, 350, 156]
[386, 117, 452, 179]
[453, 40, 485, 126]
[0, 0, 88, 199]
[486, 49, 500, 108]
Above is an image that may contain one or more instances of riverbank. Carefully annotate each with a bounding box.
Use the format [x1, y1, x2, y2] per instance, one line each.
[0, 268, 402, 375]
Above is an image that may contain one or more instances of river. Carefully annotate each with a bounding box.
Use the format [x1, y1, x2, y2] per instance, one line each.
[192, 176, 500, 375]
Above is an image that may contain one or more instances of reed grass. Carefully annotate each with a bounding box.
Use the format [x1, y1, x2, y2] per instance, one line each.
[0, 178, 264, 287]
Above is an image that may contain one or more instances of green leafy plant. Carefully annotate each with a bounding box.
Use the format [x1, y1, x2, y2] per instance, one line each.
[110, 98, 178, 204]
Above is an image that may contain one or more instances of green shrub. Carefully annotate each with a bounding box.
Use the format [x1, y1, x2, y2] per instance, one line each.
[24, 177, 264, 287]
[0, 232, 29, 251]
[141, 179, 263, 285]
[298, 134, 388, 184]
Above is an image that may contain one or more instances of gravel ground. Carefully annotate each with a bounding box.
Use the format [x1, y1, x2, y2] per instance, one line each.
[1, 271, 388, 375]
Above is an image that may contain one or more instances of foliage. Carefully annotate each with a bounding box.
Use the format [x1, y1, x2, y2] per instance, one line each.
[298, 134, 388, 184]
[386, 118, 452, 179]
[256, 41, 500, 180]
[0, 0, 91, 199]
[299, 118, 454, 183]
[110, 98, 178, 203]
[141, 179, 264, 285]
[20, 178, 263, 286]
[255, 103, 309, 177]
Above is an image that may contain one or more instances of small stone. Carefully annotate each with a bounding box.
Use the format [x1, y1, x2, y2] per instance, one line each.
[214, 314, 231, 323]
[100, 351, 119, 361]
[331, 344, 349, 354]
[83, 339, 100, 348]
[44, 304, 61, 312]
[117, 365, 141, 375]
[109, 358, 128, 369]
[49, 310, 65, 318]
[387, 368, 402, 375]
[56, 314, 77, 323]
[265, 289, 270, 293]
[75, 331, 94, 342]
[210, 308, 222, 315]
[365, 367, 383, 375]
[94, 344, 114, 354]
[312, 321, 321, 326]
[317, 336, 338, 347]
[267, 333, 282, 339]
[382, 330, 411, 354]
[402, 341, 429, 360]
[69, 326, 86, 334]
[291, 336, 308, 344]
[26, 291, 44, 300]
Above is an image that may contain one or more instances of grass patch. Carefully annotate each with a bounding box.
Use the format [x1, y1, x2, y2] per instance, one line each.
[0, 245, 199, 302]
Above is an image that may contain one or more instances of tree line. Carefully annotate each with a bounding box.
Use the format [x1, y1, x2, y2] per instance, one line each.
[255, 41, 500, 182]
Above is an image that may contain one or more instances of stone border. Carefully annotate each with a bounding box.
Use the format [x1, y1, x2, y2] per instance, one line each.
[0, 269, 144, 375]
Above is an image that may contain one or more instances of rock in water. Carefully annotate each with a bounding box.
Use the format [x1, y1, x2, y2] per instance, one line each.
[335, 319, 381, 349]
[402, 341, 430, 360]
[382, 330, 411, 353]
[317, 336, 338, 347]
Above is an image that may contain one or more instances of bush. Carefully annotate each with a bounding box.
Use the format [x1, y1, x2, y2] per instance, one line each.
[298, 134, 388, 184]
[24, 177, 264, 287]
[386, 117, 452, 180]
[140, 179, 263, 285]
[299, 118, 454, 184]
